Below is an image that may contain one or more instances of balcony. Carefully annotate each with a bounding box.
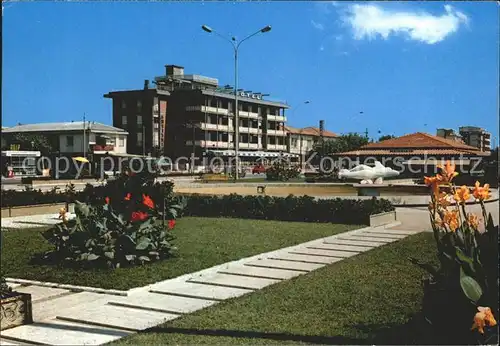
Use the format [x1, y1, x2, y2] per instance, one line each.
[239, 126, 259, 134]
[92, 145, 115, 153]
[186, 140, 234, 149]
[266, 114, 287, 122]
[186, 105, 229, 116]
[266, 129, 287, 136]
[237, 110, 259, 120]
[266, 144, 287, 151]
[199, 123, 233, 132]
[238, 143, 261, 150]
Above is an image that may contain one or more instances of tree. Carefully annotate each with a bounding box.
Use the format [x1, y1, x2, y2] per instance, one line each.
[318, 133, 369, 154]
[378, 134, 396, 142]
[11, 133, 54, 155]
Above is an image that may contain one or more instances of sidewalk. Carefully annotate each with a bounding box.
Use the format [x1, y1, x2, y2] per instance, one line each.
[1, 221, 422, 345]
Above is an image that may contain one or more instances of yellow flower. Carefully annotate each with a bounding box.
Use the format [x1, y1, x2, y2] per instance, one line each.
[437, 192, 452, 208]
[437, 161, 459, 183]
[473, 181, 491, 201]
[442, 209, 460, 232]
[453, 185, 471, 204]
[58, 207, 66, 219]
[467, 213, 479, 229]
[472, 307, 497, 334]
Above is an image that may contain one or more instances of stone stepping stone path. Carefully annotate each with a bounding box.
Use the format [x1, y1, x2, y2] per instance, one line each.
[1, 223, 421, 345]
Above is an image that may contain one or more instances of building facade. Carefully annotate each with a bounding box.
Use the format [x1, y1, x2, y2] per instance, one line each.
[2, 122, 128, 157]
[436, 128, 465, 144]
[105, 65, 293, 161]
[286, 126, 337, 158]
[459, 126, 491, 152]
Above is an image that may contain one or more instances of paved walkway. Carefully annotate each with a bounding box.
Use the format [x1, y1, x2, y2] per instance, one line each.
[1, 213, 75, 229]
[1, 222, 422, 345]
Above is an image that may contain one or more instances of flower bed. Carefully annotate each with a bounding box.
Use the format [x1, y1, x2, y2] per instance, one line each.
[40, 171, 183, 269]
[411, 161, 498, 344]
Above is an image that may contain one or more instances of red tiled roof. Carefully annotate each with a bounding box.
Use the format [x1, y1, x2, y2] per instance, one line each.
[333, 132, 485, 157]
[360, 132, 480, 151]
[285, 126, 337, 138]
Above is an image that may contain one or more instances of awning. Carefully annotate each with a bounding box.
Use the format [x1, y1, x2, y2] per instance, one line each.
[107, 153, 149, 158]
[73, 157, 90, 163]
[2, 150, 41, 157]
[207, 150, 299, 158]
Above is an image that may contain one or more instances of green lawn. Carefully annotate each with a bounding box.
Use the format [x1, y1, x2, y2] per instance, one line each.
[0, 217, 359, 290]
[112, 232, 438, 345]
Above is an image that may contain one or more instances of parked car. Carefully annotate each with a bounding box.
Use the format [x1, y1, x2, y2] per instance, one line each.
[252, 164, 266, 174]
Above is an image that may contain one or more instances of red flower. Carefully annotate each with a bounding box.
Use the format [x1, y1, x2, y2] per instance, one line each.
[124, 193, 131, 201]
[131, 211, 148, 222]
[142, 194, 155, 209]
[168, 219, 176, 230]
[105, 197, 110, 204]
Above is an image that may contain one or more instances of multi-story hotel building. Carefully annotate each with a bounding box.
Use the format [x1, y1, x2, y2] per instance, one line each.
[104, 65, 293, 161]
[459, 126, 491, 152]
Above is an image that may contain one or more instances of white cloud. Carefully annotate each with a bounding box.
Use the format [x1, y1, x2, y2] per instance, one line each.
[342, 4, 469, 44]
[311, 20, 325, 31]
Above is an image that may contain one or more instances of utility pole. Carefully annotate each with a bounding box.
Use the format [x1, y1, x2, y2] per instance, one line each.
[365, 128, 369, 139]
[83, 113, 86, 158]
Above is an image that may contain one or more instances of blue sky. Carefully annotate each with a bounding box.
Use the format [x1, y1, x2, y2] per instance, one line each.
[3, 1, 499, 142]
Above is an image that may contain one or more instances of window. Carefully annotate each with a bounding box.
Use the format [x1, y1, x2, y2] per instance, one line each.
[291, 138, 298, 147]
[137, 115, 143, 126]
[119, 138, 125, 147]
[66, 136, 74, 147]
[137, 132, 143, 143]
[137, 100, 142, 111]
[121, 100, 126, 109]
[122, 115, 128, 126]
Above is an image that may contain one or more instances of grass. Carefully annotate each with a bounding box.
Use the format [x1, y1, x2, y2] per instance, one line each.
[111, 232, 438, 345]
[0, 217, 359, 290]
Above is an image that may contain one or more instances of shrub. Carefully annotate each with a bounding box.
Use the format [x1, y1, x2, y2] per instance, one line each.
[266, 162, 301, 181]
[179, 193, 393, 225]
[41, 171, 183, 268]
[0, 273, 12, 298]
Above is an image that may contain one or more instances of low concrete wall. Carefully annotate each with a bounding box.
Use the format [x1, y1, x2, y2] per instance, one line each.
[369, 211, 397, 227]
[1, 203, 74, 218]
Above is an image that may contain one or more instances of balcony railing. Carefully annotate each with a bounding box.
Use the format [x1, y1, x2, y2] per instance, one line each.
[266, 129, 287, 136]
[266, 144, 287, 151]
[266, 114, 287, 122]
[199, 123, 233, 132]
[186, 140, 234, 149]
[92, 145, 115, 152]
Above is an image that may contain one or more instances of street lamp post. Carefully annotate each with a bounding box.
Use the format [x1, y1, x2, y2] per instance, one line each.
[202, 24, 271, 180]
[290, 101, 311, 169]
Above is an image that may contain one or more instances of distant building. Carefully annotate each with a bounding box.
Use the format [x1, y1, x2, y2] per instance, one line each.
[459, 126, 491, 152]
[104, 64, 294, 161]
[285, 126, 337, 158]
[332, 132, 488, 177]
[436, 128, 465, 144]
[2, 121, 128, 157]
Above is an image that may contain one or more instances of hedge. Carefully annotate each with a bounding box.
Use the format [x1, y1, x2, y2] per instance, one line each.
[178, 193, 394, 225]
[1, 187, 394, 225]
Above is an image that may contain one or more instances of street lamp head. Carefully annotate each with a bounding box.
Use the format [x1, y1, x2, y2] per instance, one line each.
[201, 25, 213, 33]
[261, 25, 272, 33]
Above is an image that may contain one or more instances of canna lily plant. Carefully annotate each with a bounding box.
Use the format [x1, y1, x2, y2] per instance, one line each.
[411, 161, 498, 343]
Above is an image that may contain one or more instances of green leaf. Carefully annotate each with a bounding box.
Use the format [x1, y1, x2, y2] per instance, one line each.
[136, 237, 151, 250]
[125, 254, 136, 262]
[409, 257, 438, 277]
[139, 256, 151, 262]
[459, 267, 483, 303]
[104, 251, 114, 259]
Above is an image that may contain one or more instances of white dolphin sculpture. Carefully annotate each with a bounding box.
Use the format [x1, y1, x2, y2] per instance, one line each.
[338, 161, 399, 184]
